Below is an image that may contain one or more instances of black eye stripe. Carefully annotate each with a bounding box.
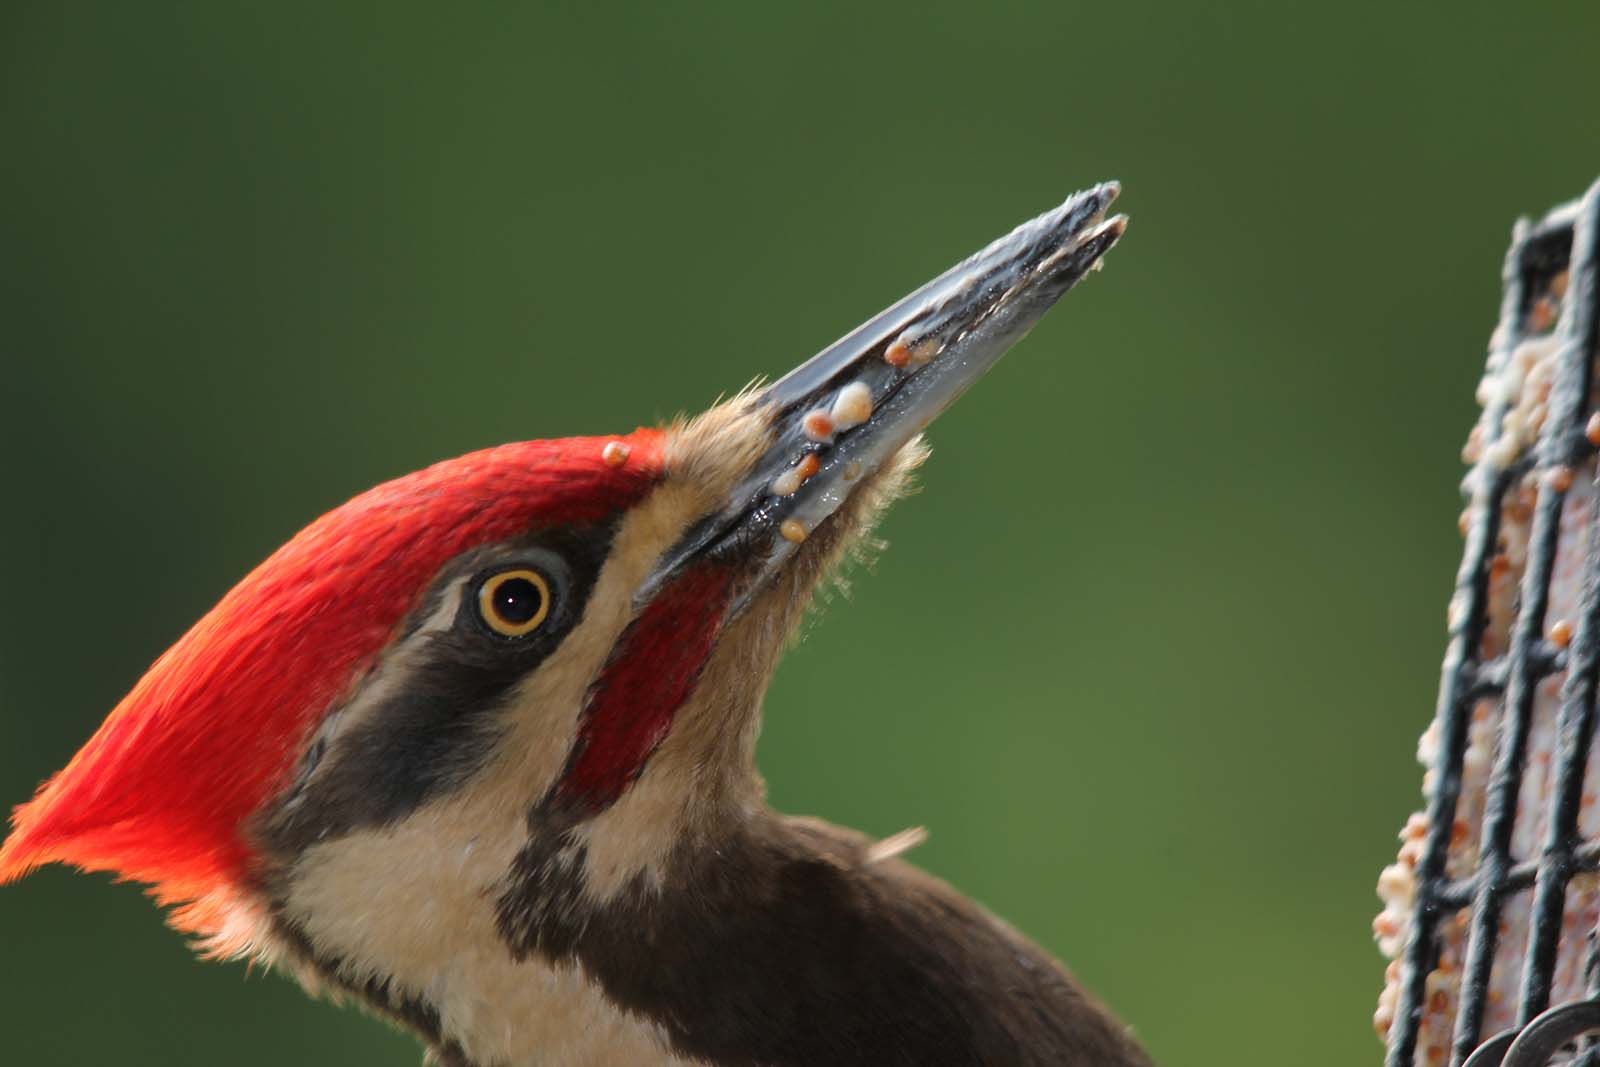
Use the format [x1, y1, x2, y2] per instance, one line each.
[257, 523, 617, 857]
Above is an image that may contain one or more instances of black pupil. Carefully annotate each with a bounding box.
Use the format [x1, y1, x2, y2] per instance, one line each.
[493, 577, 543, 626]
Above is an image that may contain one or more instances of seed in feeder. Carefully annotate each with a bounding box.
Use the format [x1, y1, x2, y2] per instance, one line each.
[1544, 465, 1574, 493]
[1530, 296, 1558, 333]
[1475, 376, 1495, 407]
[601, 441, 630, 468]
[830, 382, 873, 430]
[1586, 412, 1600, 447]
[1376, 862, 1414, 902]
[802, 410, 835, 441]
[779, 518, 808, 543]
[1549, 619, 1573, 647]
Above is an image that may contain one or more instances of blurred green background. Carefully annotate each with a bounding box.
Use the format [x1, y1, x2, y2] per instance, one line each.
[1, 3, 1596, 1065]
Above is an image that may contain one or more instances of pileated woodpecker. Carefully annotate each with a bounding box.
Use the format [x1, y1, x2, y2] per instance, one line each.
[2, 184, 1143, 1066]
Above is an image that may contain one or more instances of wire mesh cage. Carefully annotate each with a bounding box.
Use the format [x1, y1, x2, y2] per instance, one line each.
[1377, 178, 1600, 1067]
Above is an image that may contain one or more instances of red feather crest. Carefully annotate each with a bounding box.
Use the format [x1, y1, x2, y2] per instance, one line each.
[0, 431, 663, 942]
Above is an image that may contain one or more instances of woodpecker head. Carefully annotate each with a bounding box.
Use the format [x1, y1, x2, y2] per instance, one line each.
[1, 187, 1124, 987]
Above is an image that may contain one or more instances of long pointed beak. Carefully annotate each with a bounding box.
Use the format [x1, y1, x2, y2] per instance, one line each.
[641, 181, 1126, 610]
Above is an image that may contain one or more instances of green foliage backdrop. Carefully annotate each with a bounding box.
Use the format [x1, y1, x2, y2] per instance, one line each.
[2, 3, 1597, 1064]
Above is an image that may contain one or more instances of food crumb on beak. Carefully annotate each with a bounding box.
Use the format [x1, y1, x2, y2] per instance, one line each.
[779, 518, 808, 543]
[829, 382, 873, 430]
[602, 441, 631, 467]
[770, 453, 822, 497]
[1549, 618, 1574, 647]
[802, 410, 836, 442]
[1586, 412, 1600, 447]
[906, 335, 940, 367]
[883, 330, 941, 369]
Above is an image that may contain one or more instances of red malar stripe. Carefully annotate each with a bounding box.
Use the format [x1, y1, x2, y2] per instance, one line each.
[561, 566, 734, 809]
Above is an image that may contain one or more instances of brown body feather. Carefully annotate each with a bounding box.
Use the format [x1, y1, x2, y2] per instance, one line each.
[498, 813, 1152, 1067]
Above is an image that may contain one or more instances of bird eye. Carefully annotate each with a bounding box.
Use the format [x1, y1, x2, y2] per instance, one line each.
[476, 568, 552, 637]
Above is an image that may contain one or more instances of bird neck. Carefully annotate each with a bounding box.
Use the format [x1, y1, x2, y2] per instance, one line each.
[260, 767, 761, 1066]
[266, 805, 1149, 1067]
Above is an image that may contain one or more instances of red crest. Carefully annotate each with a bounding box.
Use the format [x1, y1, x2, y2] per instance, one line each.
[0, 431, 664, 937]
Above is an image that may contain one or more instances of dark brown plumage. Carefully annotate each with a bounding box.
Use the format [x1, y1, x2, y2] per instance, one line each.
[498, 814, 1152, 1067]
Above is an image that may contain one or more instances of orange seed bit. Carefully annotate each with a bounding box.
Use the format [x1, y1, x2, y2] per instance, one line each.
[770, 453, 822, 498]
[779, 518, 808, 544]
[1586, 412, 1600, 447]
[1529, 296, 1558, 333]
[601, 441, 630, 468]
[1549, 619, 1573, 647]
[1545, 465, 1574, 493]
[884, 340, 912, 368]
[802, 410, 835, 441]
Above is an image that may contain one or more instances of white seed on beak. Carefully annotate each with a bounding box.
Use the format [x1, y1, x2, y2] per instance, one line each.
[771, 469, 803, 498]
[829, 382, 873, 431]
[909, 338, 939, 366]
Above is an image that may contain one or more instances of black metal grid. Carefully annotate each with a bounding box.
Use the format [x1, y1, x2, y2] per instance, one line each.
[1387, 178, 1600, 1067]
